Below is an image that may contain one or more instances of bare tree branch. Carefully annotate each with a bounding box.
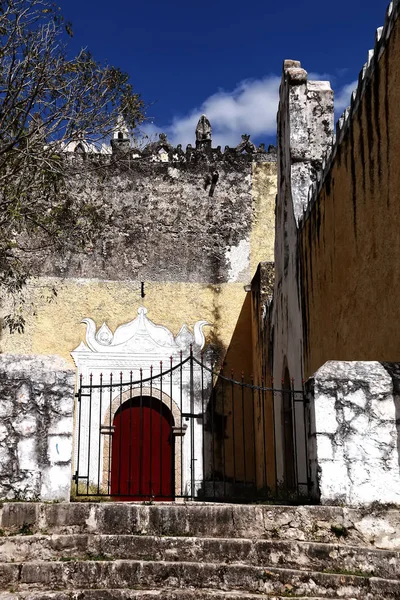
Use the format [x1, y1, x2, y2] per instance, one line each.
[0, 0, 145, 331]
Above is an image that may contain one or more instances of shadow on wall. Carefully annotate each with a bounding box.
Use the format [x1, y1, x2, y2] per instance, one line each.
[204, 293, 277, 495]
[222, 293, 253, 377]
[206, 293, 253, 487]
[304, 376, 320, 503]
[380, 363, 400, 473]
[207, 294, 254, 495]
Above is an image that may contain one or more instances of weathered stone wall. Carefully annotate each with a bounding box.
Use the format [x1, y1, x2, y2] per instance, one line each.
[28, 154, 276, 285]
[270, 62, 334, 486]
[1, 151, 277, 369]
[299, 1, 400, 379]
[0, 355, 74, 501]
[307, 361, 400, 506]
[271, 61, 334, 390]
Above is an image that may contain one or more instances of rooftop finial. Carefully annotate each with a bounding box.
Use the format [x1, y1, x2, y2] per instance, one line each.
[111, 114, 130, 154]
[195, 114, 212, 150]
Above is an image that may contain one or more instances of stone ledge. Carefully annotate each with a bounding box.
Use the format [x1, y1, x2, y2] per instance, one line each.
[1, 503, 400, 550]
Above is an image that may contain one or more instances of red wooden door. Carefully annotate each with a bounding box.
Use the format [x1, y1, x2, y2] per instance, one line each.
[111, 397, 174, 500]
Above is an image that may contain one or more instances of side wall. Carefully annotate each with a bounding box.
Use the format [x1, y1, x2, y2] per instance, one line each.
[300, 2, 400, 379]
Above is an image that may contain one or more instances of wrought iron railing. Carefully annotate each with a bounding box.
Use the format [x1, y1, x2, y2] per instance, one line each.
[73, 351, 312, 503]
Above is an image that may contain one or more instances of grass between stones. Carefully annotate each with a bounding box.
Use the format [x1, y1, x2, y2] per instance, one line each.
[329, 524, 349, 538]
[323, 567, 375, 578]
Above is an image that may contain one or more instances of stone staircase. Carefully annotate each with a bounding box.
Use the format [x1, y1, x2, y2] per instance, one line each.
[0, 503, 399, 599]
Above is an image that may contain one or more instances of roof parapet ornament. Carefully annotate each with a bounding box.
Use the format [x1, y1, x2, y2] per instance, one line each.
[195, 114, 212, 151]
[141, 132, 173, 160]
[111, 114, 131, 154]
[236, 134, 257, 154]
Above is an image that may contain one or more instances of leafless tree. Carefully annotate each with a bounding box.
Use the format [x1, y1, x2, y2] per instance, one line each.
[0, 0, 144, 331]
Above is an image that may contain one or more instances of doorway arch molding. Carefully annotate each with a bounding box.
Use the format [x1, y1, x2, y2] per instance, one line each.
[104, 385, 182, 430]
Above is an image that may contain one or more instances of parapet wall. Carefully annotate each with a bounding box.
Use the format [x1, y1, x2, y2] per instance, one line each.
[299, 0, 400, 378]
[302, 0, 399, 217]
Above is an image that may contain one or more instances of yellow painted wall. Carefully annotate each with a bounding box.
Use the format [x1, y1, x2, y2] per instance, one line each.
[250, 162, 276, 274]
[300, 14, 400, 379]
[1, 279, 246, 364]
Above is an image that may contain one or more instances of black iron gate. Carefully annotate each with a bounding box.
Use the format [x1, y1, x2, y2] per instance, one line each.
[73, 351, 312, 503]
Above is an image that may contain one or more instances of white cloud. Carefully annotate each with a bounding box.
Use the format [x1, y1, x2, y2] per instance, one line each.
[139, 74, 359, 149]
[307, 71, 332, 82]
[335, 80, 358, 113]
[143, 75, 281, 148]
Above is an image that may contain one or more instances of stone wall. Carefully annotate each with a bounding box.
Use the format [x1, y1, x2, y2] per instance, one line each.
[270, 62, 334, 486]
[0, 354, 74, 501]
[1, 139, 277, 371]
[0, 130, 277, 502]
[307, 361, 400, 506]
[271, 61, 334, 390]
[26, 148, 276, 285]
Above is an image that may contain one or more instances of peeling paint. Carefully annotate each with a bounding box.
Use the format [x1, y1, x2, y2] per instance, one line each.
[225, 238, 250, 282]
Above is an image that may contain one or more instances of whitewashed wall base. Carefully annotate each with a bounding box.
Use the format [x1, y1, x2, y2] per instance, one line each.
[307, 361, 400, 506]
[0, 355, 74, 501]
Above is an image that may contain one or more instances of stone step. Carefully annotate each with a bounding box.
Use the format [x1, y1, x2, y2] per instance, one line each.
[0, 591, 360, 600]
[1, 503, 400, 549]
[0, 534, 398, 580]
[0, 591, 357, 600]
[0, 560, 398, 598]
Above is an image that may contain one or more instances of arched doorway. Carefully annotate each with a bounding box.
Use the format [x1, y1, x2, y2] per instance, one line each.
[282, 365, 296, 491]
[111, 397, 174, 500]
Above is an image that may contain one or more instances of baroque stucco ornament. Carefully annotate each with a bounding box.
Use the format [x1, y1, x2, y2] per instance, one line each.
[72, 307, 210, 356]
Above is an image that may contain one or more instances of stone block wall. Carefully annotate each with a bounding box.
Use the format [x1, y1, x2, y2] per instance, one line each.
[307, 361, 400, 506]
[271, 61, 334, 391]
[0, 354, 75, 501]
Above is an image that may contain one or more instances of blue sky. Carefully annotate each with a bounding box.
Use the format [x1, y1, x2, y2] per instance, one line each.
[58, 0, 388, 148]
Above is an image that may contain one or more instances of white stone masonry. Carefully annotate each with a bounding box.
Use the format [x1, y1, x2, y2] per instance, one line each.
[307, 361, 400, 506]
[0, 354, 75, 501]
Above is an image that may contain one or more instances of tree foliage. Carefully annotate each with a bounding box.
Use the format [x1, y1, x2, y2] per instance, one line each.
[0, 0, 144, 332]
